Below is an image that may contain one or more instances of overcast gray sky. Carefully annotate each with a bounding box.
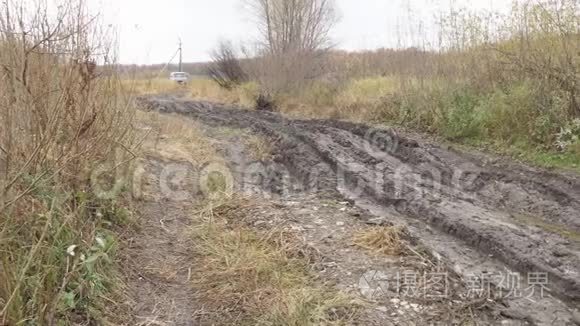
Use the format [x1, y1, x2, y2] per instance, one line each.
[97, 0, 512, 64]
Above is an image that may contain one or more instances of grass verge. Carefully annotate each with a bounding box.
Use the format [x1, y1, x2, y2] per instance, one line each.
[0, 188, 135, 324]
[0, 1, 138, 323]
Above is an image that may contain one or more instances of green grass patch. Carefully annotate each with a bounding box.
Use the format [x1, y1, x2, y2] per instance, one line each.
[513, 214, 580, 243]
[0, 178, 133, 325]
[458, 138, 580, 171]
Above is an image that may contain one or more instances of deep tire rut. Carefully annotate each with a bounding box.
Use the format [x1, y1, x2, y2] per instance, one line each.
[141, 97, 580, 325]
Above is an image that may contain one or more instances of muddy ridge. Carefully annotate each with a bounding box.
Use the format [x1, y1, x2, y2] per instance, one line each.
[140, 97, 580, 325]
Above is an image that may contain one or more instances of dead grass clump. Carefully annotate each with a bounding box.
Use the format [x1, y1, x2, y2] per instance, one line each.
[353, 226, 408, 256]
[245, 134, 273, 161]
[191, 195, 358, 325]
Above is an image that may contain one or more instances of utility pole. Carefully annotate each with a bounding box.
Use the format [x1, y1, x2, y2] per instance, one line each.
[178, 38, 183, 72]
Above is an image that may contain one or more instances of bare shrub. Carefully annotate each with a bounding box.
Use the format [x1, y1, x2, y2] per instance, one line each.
[245, 0, 339, 96]
[255, 93, 277, 111]
[207, 40, 248, 90]
[0, 0, 136, 323]
[250, 0, 338, 53]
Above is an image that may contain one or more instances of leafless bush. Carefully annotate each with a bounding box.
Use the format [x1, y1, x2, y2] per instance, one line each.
[250, 0, 338, 53]
[255, 93, 276, 111]
[245, 0, 339, 95]
[207, 40, 248, 90]
[0, 0, 136, 323]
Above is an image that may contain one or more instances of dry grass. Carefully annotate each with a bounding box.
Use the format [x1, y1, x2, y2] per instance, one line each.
[244, 134, 273, 161]
[190, 195, 358, 325]
[126, 77, 259, 108]
[352, 226, 407, 256]
[136, 110, 223, 166]
[0, 1, 138, 324]
[123, 77, 184, 95]
[189, 79, 259, 107]
[209, 126, 273, 161]
[134, 112, 355, 324]
[134, 110, 235, 201]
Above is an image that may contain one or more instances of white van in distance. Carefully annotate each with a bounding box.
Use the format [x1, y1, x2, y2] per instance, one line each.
[170, 71, 189, 84]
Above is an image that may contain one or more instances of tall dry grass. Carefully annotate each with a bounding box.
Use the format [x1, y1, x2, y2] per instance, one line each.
[195, 0, 579, 168]
[0, 0, 137, 324]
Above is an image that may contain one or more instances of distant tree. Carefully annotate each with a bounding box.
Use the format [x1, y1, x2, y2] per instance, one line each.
[207, 41, 248, 90]
[250, 0, 338, 54]
[244, 0, 339, 97]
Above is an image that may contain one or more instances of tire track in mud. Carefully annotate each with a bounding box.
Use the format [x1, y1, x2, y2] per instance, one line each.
[140, 97, 580, 325]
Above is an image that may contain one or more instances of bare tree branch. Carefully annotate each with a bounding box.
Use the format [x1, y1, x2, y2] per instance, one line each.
[250, 0, 338, 54]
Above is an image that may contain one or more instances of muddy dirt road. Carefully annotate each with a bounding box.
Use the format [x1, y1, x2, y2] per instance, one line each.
[140, 97, 580, 325]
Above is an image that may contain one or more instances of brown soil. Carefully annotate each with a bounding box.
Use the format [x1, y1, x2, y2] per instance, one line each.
[123, 157, 200, 326]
